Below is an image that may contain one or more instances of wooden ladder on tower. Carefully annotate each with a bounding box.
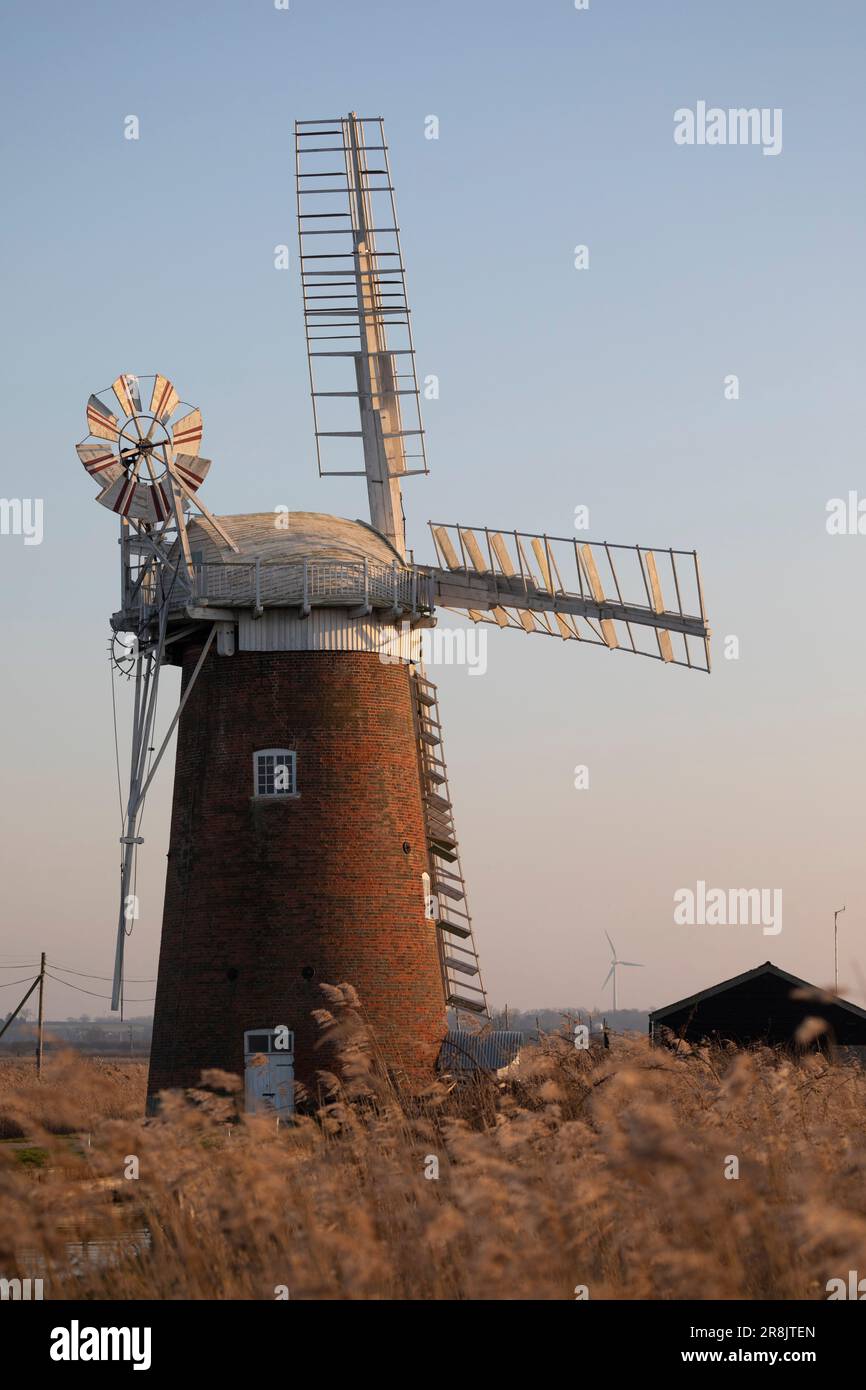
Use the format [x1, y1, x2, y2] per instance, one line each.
[411, 671, 489, 1020]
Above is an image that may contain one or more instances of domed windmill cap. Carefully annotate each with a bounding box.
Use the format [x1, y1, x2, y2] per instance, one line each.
[181, 511, 405, 567]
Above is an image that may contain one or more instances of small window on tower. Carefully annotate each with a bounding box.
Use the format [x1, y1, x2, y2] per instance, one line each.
[253, 749, 297, 798]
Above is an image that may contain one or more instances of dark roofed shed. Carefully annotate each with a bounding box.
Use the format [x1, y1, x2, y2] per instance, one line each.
[649, 961, 866, 1052]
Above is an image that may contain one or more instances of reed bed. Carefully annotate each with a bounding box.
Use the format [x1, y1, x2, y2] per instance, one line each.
[1, 984, 865, 1300]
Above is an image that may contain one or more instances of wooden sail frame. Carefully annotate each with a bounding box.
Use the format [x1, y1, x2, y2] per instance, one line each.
[426, 521, 710, 672]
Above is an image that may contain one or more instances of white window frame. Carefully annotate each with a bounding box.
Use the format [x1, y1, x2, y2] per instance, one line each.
[253, 748, 298, 799]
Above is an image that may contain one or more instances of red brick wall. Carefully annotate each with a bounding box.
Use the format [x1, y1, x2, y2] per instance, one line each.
[147, 647, 447, 1103]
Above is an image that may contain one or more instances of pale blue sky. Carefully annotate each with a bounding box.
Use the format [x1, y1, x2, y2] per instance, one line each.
[1, 0, 865, 1019]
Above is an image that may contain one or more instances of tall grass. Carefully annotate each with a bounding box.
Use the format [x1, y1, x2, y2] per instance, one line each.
[1, 985, 865, 1300]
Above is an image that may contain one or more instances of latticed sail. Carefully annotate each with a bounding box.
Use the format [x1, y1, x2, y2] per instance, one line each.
[425, 523, 710, 672]
[295, 114, 427, 556]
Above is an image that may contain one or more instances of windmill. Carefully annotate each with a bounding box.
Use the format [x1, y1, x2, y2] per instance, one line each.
[602, 931, 644, 1014]
[76, 113, 710, 1102]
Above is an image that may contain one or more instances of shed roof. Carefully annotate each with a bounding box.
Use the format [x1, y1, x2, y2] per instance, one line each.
[650, 961, 866, 1026]
[439, 1029, 524, 1074]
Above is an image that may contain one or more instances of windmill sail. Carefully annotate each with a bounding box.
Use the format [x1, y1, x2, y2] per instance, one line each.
[425, 523, 711, 672]
[295, 114, 427, 557]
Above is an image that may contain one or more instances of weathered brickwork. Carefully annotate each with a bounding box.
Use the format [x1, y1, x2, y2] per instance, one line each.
[147, 646, 447, 1103]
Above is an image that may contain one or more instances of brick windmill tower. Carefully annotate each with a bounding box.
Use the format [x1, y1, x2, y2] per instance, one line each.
[76, 115, 710, 1106]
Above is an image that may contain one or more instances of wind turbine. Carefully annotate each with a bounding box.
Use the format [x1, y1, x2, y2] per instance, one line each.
[603, 931, 644, 1013]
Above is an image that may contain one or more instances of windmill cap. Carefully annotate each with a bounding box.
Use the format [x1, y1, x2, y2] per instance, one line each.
[179, 511, 404, 567]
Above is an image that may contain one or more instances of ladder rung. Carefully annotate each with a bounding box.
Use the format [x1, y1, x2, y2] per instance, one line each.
[430, 844, 458, 864]
[428, 821, 456, 842]
[447, 994, 487, 1014]
[428, 821, 456, 838]
[445, 938, 478, 958]
[435, 865, 464, 883]
[434, 881, 465, 902]
[436, 919, 471, 940]
[444, 957, 479, 977]
[438, 902, 471, 921]
[426, 819, 454, 839]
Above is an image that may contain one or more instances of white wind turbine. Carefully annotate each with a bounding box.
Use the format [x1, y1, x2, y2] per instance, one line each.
[603, 931, 644, 1013]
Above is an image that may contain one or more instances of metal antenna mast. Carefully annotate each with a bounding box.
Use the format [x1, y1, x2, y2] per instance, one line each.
[834, 905, 846, 992]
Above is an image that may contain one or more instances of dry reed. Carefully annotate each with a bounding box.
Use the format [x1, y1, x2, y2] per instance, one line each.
[1, 985, 865, 1300]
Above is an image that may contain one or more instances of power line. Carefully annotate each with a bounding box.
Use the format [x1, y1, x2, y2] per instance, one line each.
[0, 975, 39, 990]
[44, 972, 153, 1004]
[49, 962, 155, 983]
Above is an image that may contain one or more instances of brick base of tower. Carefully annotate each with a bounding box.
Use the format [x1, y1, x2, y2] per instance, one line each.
[147, 646, 447, 1105]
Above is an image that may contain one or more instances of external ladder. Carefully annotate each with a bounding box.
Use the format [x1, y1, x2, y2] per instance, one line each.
[411, 671, 489, 1020]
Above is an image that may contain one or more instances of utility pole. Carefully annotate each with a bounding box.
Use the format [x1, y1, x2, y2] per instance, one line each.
[834, 906, 846, 993]
[36, 952, 46, 1078]
[0, 971, 41, 1045]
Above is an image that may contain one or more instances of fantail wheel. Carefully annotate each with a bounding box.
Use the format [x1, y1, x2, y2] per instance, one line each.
[76, 373, 211, 525]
